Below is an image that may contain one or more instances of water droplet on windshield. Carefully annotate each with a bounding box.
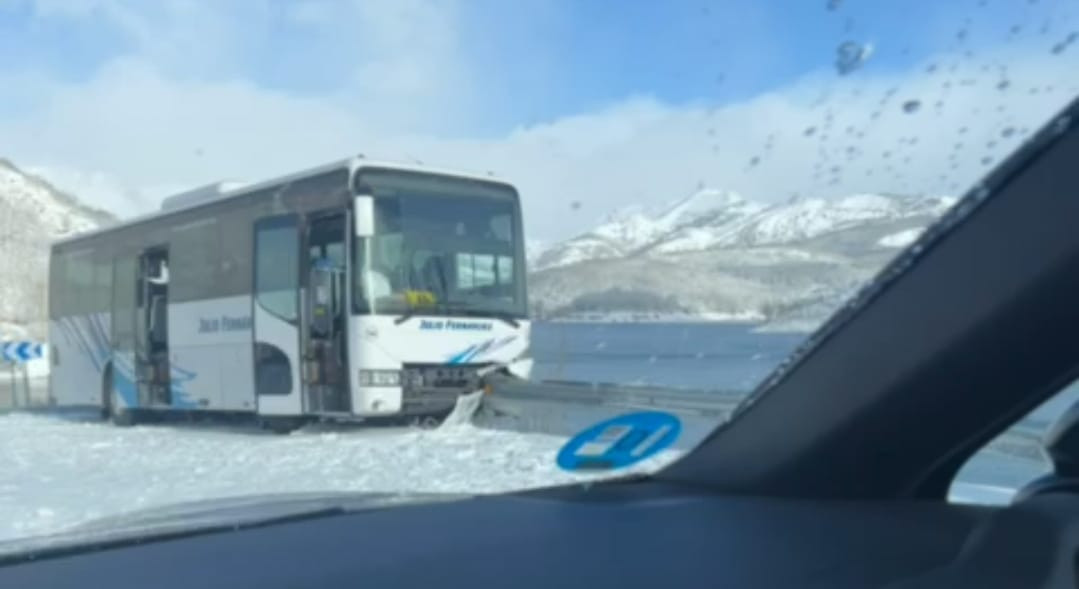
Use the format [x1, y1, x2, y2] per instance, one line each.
[987, 140, 997, 148]
[926, 63, 939, 74]
[1051, 32, 1079, 54]
[959, 126, 968, 134]
[827, 0, 843, 10]
[835, 41, 872, 75]
[748, 156, 761, 167]
[570, 201, 581, 211]
[957, 29, 968, 42]
[981, 156, 993, 165]
[1053, 115, 1072, 135]
[997, 79, 1011, 90]
[1001, 127, 1016, 138]
[1010, 25, 1022, 35]
[901, 100, 922, 113]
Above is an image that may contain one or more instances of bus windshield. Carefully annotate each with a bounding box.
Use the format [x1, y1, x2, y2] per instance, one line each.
[353, 171, 526, 319]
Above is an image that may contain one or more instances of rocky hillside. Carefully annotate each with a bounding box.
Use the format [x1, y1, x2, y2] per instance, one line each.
[0, 159, 115, 337]
[529, 189, 957, 330]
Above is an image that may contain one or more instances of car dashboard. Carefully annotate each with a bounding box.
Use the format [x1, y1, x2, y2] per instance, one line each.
[2, 481, 1078, 588]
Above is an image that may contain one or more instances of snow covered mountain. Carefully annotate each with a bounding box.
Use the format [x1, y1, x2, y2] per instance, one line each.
[529, 189, 958, 330]
[0, 159, 115, 337]
[534, 190, 955, 271]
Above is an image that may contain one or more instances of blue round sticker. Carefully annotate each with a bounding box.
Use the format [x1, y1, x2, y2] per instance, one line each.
[557, 411, 682, 472]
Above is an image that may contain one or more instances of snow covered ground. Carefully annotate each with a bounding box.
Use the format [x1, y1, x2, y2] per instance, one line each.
[0, 401, 1042, 542]
[0, 412, 679, 542]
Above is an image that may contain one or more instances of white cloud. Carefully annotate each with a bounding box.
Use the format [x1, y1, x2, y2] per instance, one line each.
[22, 164, 170, 215]
[385, 47, 1079, 240]
[5, 3, 1079, 241]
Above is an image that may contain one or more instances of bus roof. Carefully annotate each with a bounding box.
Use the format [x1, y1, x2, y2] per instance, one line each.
[51, 156, 510, 249]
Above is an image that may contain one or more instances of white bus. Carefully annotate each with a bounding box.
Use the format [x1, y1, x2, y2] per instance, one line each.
[48, 158, 531, 431]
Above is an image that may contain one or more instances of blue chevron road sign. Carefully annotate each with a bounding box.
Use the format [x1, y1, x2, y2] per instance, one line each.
[1, 341, 44, 363]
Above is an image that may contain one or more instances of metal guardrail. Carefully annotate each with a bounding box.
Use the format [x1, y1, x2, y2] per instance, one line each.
[480, 373, 1053, 464]
[483, 375, 744, 417]
[477, 374, 745, 449]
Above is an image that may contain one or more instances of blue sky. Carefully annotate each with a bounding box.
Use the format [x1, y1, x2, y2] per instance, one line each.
[0, 0, 1076, 239]
[2, 0, 1052, 129]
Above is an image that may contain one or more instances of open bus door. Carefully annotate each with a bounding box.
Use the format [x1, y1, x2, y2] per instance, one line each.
[253, 215, 305, 424]
[302, 212, 351, 415]
[135, 248, 170, 407]
[253, 211, 352, 428]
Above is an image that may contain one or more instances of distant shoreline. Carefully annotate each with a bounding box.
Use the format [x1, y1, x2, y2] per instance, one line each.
[538, 314, 761, 325]
[534, 315, 821, 334]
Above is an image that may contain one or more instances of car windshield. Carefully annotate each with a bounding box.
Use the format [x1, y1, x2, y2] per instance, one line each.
[1, 0, 1078, 545]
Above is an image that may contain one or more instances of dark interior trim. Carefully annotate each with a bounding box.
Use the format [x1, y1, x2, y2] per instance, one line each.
[661, 97, 1079, 499]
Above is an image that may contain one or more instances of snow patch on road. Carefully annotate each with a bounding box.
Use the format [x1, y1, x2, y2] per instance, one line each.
[0, 413, 679, 541]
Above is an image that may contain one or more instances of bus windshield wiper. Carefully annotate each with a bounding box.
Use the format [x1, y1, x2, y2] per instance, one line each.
[446, 305, 521, 328]
[393, 311, 417, 325]
[488, 311, 521, 328]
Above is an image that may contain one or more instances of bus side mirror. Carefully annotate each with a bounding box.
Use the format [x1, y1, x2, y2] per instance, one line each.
[354, 195, 375, 238]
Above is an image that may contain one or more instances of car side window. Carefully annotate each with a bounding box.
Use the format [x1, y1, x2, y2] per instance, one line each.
[948, 382, 1079, 505]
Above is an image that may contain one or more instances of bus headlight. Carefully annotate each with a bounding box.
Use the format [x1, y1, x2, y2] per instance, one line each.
[357, 369, 401, 387]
